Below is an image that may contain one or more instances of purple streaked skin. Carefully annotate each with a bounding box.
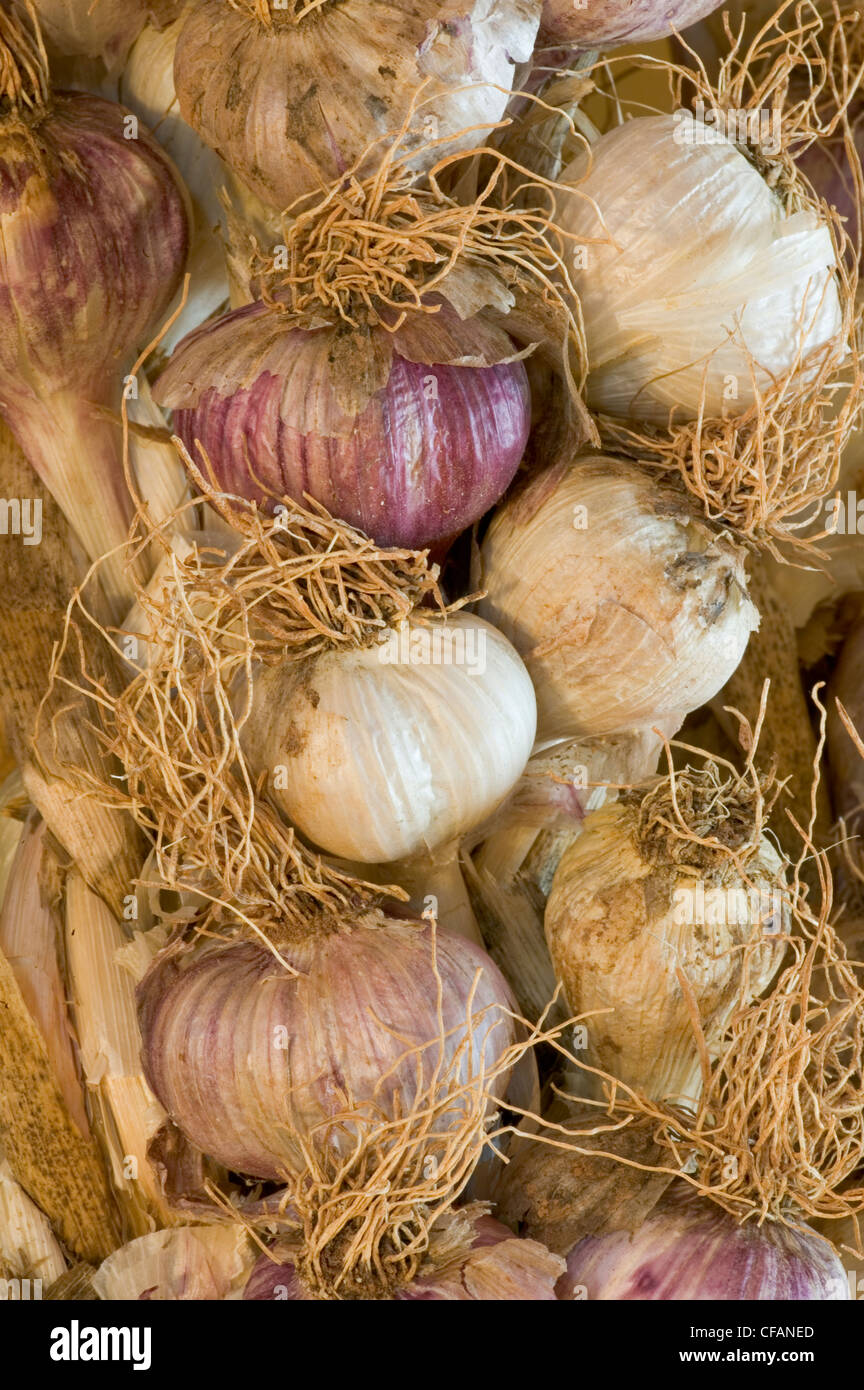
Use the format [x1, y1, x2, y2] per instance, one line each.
[0, 92, 189, 396]
[156, 302, 531, 550]
[137, 924, 518, 1183]
[558, 1188, 849, 1301]
[539, 0, 722, 47]
[0, 90, 189, 605]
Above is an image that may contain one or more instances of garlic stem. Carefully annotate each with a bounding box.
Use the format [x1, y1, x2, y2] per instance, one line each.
[384, 845, 484, 947]
[65, 872, 179, 1235]
[462, 853, 565, 1028]
[9, 393, 146, 620]
[0, 420, 148, 919]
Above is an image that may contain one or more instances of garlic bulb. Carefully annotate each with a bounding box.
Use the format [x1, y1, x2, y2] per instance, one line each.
[477, 455, 757, 742]
[243, 1213, 564, 1300]
[173, 0, 541, 210]
[539, 0, 720, 47]
[0, 9, 190, 617]
[559, 1185, 850, 1301]
[557, 114, 843, 423]
[155, 298, 531, 549]
[545, 800, 786, 1106]
[138, 918, 519, 1182]
[240, 613, 537, 863]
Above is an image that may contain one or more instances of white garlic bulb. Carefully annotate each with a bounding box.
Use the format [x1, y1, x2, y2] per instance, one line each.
[241, 613, 537, 862]
[545, 801, 787, 1107]
[477, 454, 758, 742]
[557, 114, 843, 423]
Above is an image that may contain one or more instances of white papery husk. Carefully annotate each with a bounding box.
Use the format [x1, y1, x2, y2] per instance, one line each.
[127, 379, 196, 536]
[545, 800, 788, 1108]
[556, 113, 843, 424]
[93, 1226, 256, 1301]
[0, 1155, 67, 1287]
[477, 453, 757, 742]
[241, 612, 538, 864]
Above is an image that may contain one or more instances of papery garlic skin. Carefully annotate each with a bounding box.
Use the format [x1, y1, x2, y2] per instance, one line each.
[478, 454, 757, 742]
[174, 0, 541, 210]
[155, 299, 530, 549]
[241, 613, 537, 863]
[0, 1156, 67, 1289]
[539, 0, 720, 47]
[138, 920, 518, 1182]
[545, 802, 786, 1106]
[33, 0, 149, 69]
[557, 115, 843, 423]
[559, 1186, 850, 1301]
[243, 1215, 564, 1300]
[93, 1227, 256, 1302]
[0, 819, 90, 1140]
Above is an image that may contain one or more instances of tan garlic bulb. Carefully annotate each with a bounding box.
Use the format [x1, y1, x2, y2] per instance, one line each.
[240, 613, 537, 862]
[545, 799, 786, 1107]
[174, 0, 541, 211]
[477, 455, 757, 743]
